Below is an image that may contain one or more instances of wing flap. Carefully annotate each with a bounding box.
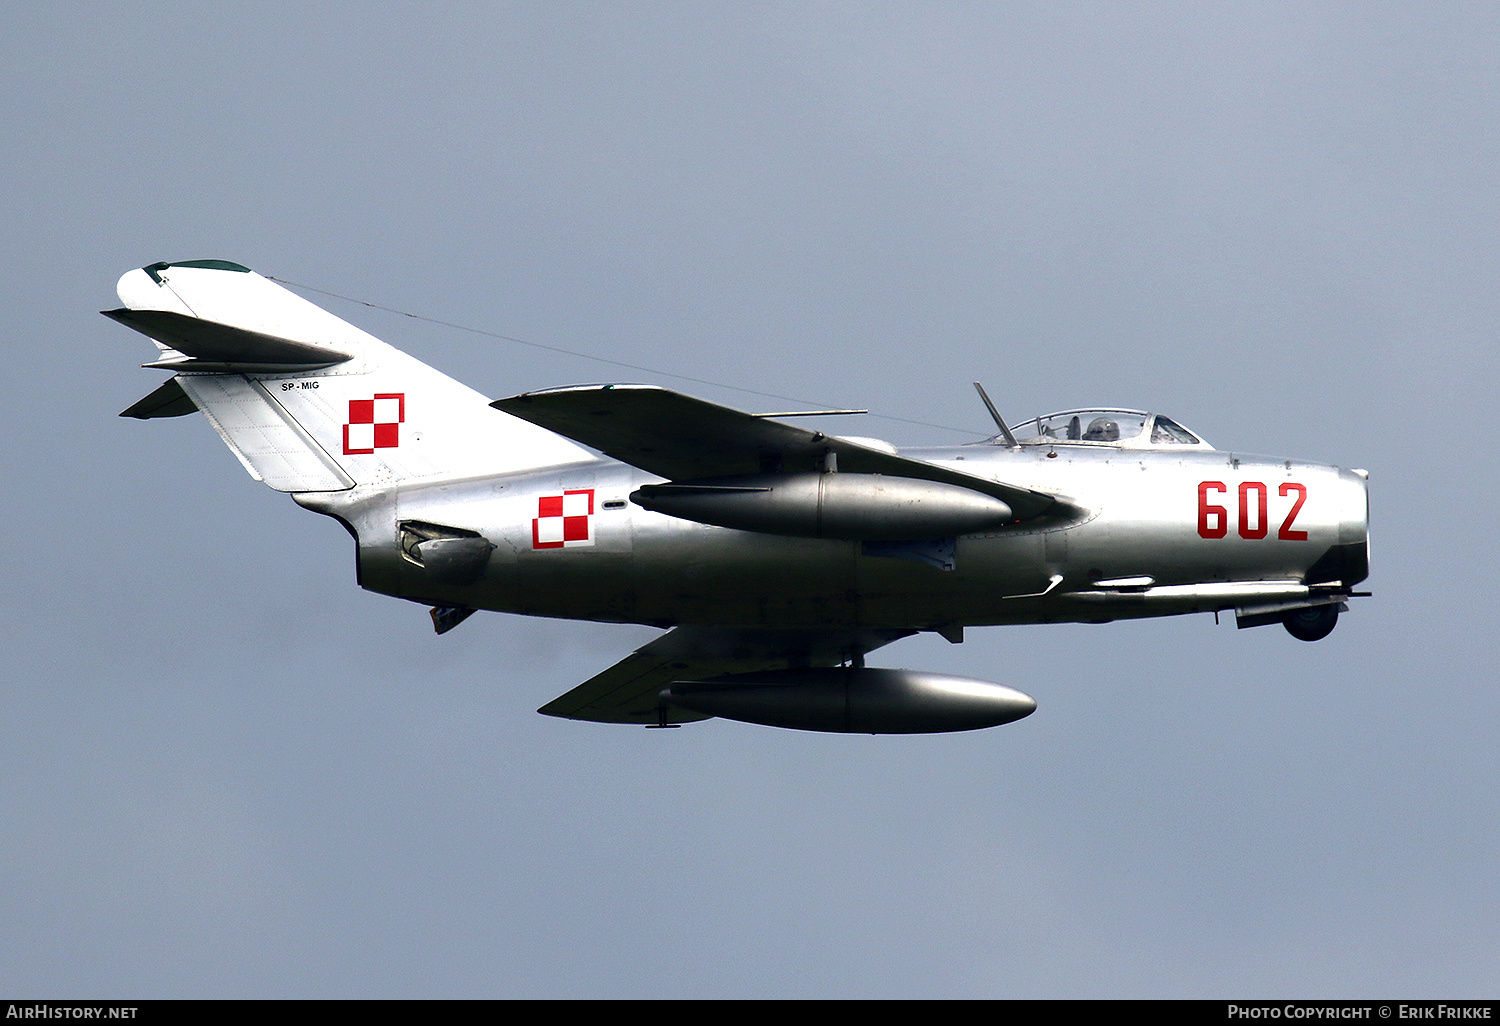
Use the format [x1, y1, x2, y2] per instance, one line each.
[492, 384, 1059, 520]
[540, 626, 913, 724]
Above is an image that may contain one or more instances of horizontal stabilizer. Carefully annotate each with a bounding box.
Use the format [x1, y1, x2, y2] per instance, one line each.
[493, 384, 1062, 521]
[102, 308, 352, 371]
[120, 378, 197, 419]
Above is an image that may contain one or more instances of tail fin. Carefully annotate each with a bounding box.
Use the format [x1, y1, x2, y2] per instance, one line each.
[109, 260, 592, 491]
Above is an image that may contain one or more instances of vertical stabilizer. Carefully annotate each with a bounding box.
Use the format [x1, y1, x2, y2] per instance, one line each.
[109, 261, 594, 491]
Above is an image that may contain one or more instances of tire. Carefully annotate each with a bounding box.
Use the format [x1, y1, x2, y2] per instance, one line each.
[1284, 604, 1339, 642]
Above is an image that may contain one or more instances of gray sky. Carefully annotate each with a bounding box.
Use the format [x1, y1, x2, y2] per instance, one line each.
[2, 2, 1496, 997]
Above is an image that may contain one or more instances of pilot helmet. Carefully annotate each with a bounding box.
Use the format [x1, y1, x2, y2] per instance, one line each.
[1083, 417, 1120, 442]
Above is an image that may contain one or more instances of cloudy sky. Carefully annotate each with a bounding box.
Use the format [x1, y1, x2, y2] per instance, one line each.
[3, 2, 1497, 997]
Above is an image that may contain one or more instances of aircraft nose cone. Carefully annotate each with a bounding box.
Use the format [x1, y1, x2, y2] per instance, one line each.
[1337, 467, 1371, 587]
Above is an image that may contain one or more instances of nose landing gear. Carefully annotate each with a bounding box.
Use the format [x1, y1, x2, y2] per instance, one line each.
[1284, 604, 1339, 642]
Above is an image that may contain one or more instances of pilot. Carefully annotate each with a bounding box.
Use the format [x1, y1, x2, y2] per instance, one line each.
[1082, 417, 1120, 442]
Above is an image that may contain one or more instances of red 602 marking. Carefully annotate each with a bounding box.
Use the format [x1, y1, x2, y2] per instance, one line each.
[1198, 481, 1308, 540]
[1198, 481, 1229, 538]
[1238, 481, 1268, 539]
[1277, 482, 1308, 540]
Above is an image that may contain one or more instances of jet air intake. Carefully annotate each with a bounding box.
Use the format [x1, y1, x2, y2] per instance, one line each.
[662, 667, 1037, 734]
[631, 473, 1014, 540]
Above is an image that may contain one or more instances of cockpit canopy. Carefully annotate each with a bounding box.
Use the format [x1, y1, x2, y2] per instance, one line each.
[1001, 409, 1213, 450]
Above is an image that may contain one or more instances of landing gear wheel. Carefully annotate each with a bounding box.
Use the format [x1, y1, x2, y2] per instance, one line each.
[1284, 604, 1338, 642]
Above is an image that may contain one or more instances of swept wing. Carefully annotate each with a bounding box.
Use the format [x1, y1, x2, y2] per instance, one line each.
[491, 384, 1059, 520]
[540, 626, 913, 724]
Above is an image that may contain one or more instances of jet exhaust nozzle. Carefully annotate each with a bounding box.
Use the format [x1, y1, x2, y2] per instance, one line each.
[662, 667, 1036, 734]
[632, 473, 1013, 540]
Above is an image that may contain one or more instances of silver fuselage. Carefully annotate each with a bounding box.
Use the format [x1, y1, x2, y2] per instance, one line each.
[298, 441, 1370, 632]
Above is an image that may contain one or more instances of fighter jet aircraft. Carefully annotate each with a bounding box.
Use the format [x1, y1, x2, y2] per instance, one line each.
[108, 260, 1371, 733]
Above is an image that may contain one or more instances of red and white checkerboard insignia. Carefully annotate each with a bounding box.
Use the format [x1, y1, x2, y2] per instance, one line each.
[343, 393, 405, 455]
[532, 489, 595, 549]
